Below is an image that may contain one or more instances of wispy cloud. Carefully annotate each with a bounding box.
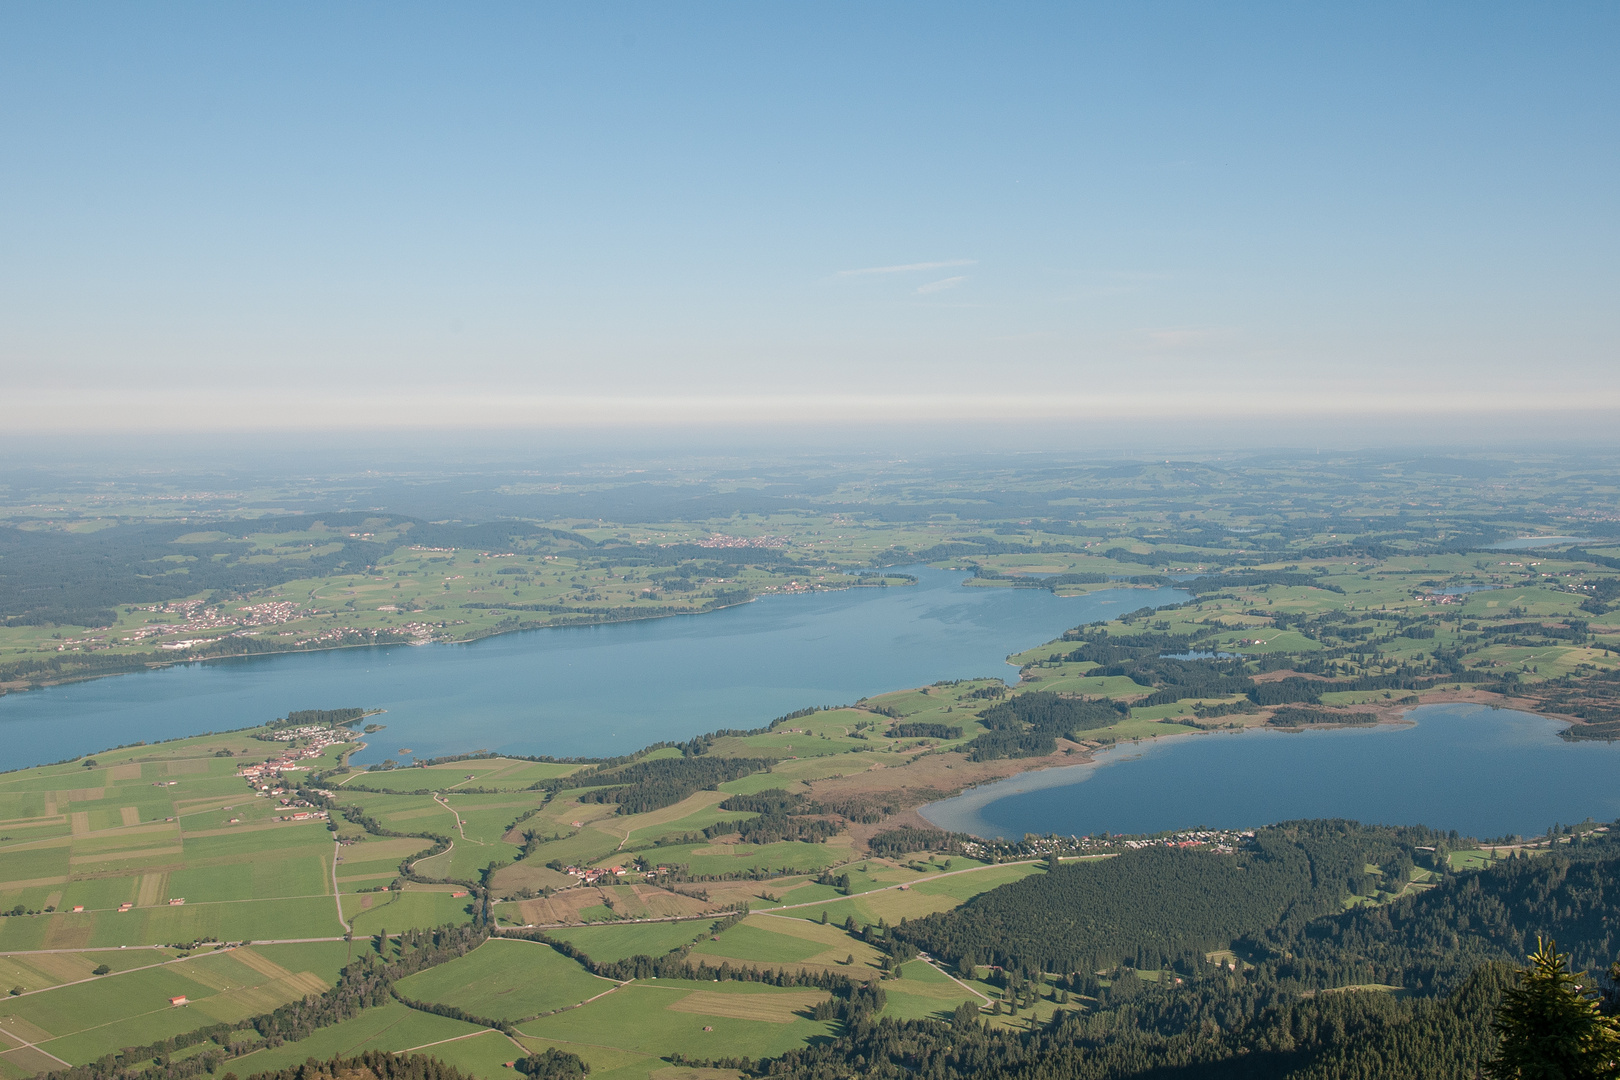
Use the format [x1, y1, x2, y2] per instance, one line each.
[915, 275, 967, 294]
[837, 258, 976, 277]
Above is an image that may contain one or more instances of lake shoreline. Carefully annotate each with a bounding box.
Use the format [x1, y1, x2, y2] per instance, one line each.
[2, 569, 1180, 772]
[915, 694, 1609, 841]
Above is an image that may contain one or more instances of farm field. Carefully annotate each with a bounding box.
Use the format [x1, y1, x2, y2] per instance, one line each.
[769, 862, 1048, 926]
[0, 728, 359, 952]
[0, 942, 345, 1066]
[224, 1001, 490, 1075]
[517, 979, 838, 1073]
[545, 920, 719, 964]
[689, 914, 887, 976]
[394, 939, 615, 1020]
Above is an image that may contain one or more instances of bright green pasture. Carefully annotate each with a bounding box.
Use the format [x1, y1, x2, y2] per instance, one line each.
[755, 881, 844, 909]
[879, 959, 977, 1021]
[509, 828, 622, 871]
[519, 979, 837, 1062]
[511, 1034, 659, 1080]
[688, 922, 824, 964]
[255, 940, 356, 984]
[1094, 717, 1199, 740]
[0, 948, 319, 1064]
[345, 889, 475, 935]
[0, 946, 176, 995]
[776, 863, 1044, 926]
[417, 757, 583, 789]
[625, 839, 844, 877]
[1020, 671, 1152, 697]
[0, 894, 344, 951]
[227, 1001, 485, 1073]
[545, 920, 715, 964]
[394, 939, 612, 1021]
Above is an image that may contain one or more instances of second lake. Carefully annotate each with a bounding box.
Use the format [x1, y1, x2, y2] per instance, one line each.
[920, 702, 1620, 841]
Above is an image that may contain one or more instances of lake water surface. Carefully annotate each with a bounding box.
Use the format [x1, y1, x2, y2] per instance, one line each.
[920, 703, 1620, 840]
[1488, 536, 1583, 550]
[0, 570, 1187, 770]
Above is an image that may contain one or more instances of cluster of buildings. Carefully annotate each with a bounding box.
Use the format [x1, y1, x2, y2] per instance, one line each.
[695, 534, 791, 549]
[124, 599, 307, 645]
[561, 864, 630, 884]
[237, 727, 352, 802]
[1112, 830, 1253, 855]
[957, 828, 1255, 862]
[559, 863, 674, 883]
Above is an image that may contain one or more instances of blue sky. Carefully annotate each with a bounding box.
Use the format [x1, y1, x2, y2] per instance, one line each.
[2, 4, 1616, 429]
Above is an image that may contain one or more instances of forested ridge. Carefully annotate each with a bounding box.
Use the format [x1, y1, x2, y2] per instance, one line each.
[747, 963, 1514, 1080]
[893, 822, 1425, 973]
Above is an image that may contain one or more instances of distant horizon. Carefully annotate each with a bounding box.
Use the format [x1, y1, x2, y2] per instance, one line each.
[3, 414, 1620, 476]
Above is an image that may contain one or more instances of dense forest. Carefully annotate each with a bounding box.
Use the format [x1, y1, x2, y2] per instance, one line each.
[243, 1051, 475, 1080]
[576, 756, 773, 814]
[748, 963, 1515, 1080]
[966, 692, 1129, 761]
[892, 821, 1435, 974]
[706, 790, 841, 844]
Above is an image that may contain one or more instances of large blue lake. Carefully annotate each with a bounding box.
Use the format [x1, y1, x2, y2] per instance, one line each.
[921, 702, 1620, 841]
[0, 569, 1184, 770]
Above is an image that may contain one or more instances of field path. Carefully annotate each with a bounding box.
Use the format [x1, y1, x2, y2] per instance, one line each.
[919, 952, 991, 1003]
[495, 911, 721, 931]
[0, 1024, 73, 1069]
[433, 795, 481, 844]
[330, 839, 351, 933]
[409, 839, 455, 875]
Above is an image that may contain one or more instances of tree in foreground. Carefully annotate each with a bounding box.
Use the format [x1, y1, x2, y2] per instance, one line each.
[1488, 937, 1620, 1080]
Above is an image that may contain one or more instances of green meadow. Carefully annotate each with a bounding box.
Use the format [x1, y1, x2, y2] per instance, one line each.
[394, 939, 615, 1020]
[545, 920, 718, 964]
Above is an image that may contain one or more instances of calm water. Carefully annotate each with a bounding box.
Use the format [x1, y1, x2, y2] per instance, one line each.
[920, 703, 1620, 840]
[1488, 536, 1583, 550]
[0, 570, 1187, 770]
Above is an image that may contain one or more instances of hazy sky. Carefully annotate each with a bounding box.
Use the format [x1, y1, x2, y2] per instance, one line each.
[3, 4, 1617, 430]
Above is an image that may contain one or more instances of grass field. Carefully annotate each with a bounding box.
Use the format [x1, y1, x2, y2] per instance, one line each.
[546, 920, 718, 963]
[394, 939, 614, 1020]
[0, 943, 338, 1065]
[225, 1001, 489, 1074]
[518, 979, 837, 1065]
[772, 863, 1045, 926]
[878, 958, 980, 1021]
[345, 888, 477, 936]
[0, 729, 355, 952]
[689, 914, 886, 976]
